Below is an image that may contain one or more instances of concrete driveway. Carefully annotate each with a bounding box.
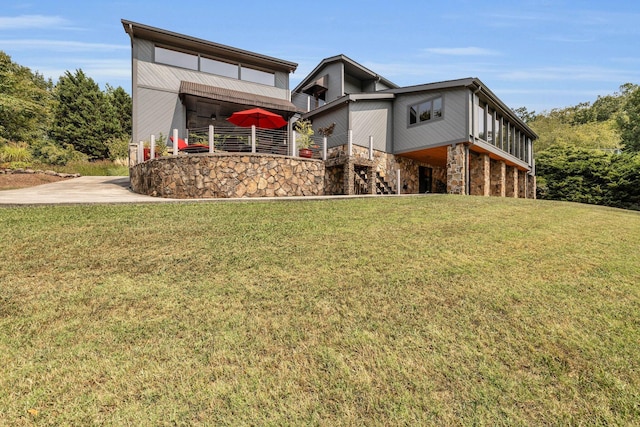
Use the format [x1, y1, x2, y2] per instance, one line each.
[0, 176, 181, 206]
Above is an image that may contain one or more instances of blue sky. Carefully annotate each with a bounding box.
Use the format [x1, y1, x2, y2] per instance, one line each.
[2, 0, 639, 113]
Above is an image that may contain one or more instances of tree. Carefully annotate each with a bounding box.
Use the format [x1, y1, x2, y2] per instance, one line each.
[50, 70, 120, 159]
[513, 106, 536, 124]
[105, 84, 131, 139]
[617, 85, 640, 152]
[0, 51, 53, 145]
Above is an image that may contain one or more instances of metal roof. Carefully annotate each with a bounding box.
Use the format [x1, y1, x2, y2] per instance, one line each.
[179, 81, 297, 114]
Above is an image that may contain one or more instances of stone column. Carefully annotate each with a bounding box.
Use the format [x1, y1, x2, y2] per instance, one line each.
[482, 154, 490, 196]
[343, 160, 354, 195]
[368, 166, 377, 195]
[447, 144, 466, 195]
[499, 162, 506, 197]
[512, 167, 519, 198]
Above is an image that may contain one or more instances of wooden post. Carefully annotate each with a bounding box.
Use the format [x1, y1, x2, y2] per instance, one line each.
[396, 169, 401, 195]
[348, 129, 353, 156]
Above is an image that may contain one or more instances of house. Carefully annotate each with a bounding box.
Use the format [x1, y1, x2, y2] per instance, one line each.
[121, 19, 298, 147]
[292, 55, 537, 198]
[123, 20, 536, 199]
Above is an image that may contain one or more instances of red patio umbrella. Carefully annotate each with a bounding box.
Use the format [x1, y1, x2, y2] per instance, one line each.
[226, 107, 288, 129]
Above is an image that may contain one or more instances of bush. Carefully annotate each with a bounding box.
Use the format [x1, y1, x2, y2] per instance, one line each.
[35, 143, 87, 166]
[106, 136, 130, 161]
[0, 142, 33, 163]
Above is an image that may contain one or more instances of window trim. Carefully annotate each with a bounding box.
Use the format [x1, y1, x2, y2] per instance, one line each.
[407, 95, 444, 128]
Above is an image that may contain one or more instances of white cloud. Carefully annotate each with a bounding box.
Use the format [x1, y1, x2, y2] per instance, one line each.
[423, 47, 500, 56]
[0, 15, 69, 30]
[0, 39, 129, 52]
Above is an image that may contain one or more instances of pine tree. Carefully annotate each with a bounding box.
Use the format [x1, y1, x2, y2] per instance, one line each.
[50, 70, 120, 159]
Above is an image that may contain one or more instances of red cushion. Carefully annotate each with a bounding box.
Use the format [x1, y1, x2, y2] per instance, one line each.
[169, 136, 188, 149]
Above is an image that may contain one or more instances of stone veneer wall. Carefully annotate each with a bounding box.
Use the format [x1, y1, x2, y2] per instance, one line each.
[130, 153, 324, 198]
[447, 144, 466, 195]
[326, 144, 446, 194]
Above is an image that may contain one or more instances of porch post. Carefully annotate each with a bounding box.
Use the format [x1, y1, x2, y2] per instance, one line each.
[348, 129, 353, 156]
[172, 129, 178, 156]
[292, 130, 297, 156]
[209, 125, 214, 153]
[150, 134, 156, 159]
[369, 136, 374, 160]
[251, 125, 256, 154]
[322, 136, 327, 160]
[137, 141, 144, 164]
[396, 169, 401, 195]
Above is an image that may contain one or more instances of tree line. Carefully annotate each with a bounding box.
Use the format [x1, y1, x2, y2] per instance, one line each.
[517, 84, 640, 211]
[0, 50, 131, 165]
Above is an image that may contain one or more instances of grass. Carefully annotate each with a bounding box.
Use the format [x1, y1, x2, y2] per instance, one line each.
[1, 196, 639, 425]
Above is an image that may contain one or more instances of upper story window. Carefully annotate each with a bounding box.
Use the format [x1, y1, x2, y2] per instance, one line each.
[409, 96, 443, 126]
[155, 46, 198, 70]
[200, 57, 238, 79]
[154, 46, 276, 87]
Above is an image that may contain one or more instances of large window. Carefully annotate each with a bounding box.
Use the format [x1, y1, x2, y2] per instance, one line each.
[155, 46, 198, 70]
[477, 102, 486, 140]
[409, 96, 443, 126]
[200, 57, 238, 79]
[154, 46, 276, 87]
[241, 66, 275, 86]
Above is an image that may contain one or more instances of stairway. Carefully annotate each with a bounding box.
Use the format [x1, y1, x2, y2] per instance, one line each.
[375, 172, 394, 194]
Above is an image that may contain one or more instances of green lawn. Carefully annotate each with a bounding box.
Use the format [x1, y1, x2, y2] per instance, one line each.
[1, 196, 639, 425]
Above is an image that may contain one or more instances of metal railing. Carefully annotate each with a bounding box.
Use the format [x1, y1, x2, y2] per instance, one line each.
[186, 126, 289, 154]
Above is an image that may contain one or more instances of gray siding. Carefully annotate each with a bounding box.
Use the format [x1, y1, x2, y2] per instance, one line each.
[344, 73, 362, 95]
[393, 89, 469, 153]
[310, 107, 349, 148]
[137, 62, 290, 100]
[323, 62, 345, 102]
[135, 87, 185, 144]
[350, 101, 393, 152]
[133, 38, 154, 62]
[274, 71, 288, 90]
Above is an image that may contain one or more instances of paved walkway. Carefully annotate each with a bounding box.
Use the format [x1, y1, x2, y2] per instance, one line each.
[0, 176, 406, 206]
[0, 176, 183, 206]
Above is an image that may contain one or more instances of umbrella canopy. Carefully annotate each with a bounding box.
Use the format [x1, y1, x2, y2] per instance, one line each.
[226, 107, 288, 129]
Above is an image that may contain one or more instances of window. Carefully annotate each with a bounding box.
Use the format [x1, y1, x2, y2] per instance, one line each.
[241, 66, 275, 86]
[477, 102, 486, 140]
[154, 46, 198, 70]
[154, 46, 277, 87]
[409, 96, 443, 125]
[201, 57, 238, 79]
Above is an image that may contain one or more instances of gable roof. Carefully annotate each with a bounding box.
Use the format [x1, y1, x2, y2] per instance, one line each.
[293, 54, 398, 93]
[385, 77, 537, 138]
[121, 19, 297, 73]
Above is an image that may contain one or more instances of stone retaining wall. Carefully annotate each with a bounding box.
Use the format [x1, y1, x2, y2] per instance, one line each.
[130, 153, 324, 198]
[0, 168, 80, 178]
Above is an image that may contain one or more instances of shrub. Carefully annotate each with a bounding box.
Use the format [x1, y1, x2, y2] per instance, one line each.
[106, 136, 130, 161]
[35, 143, 87, 166]
[0, 142, 33, 163]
